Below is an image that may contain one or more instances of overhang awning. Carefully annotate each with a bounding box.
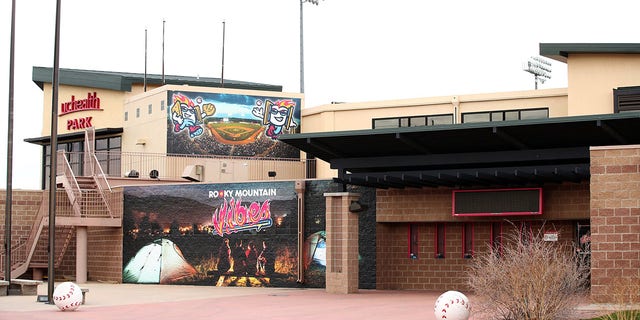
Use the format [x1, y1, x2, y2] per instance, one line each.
[24, 128, 123, 145]
[279, 112, 640, 189]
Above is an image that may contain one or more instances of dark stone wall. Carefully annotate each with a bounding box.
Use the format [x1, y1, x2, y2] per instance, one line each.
[303, 181, 376, 289]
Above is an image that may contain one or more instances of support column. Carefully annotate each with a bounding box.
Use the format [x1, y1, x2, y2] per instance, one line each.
[324, 192, 360, 294]
[75, 226, 88, 283]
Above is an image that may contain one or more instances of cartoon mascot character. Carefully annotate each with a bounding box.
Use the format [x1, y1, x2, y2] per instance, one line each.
[252, 99, 298, 139]
[171, 93, 216, 138]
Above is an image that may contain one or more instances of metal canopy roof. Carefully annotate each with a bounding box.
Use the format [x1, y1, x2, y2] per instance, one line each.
[279, 112, 640, 189]
[540, 43, 640, 63]
[32, 67, 283, 92]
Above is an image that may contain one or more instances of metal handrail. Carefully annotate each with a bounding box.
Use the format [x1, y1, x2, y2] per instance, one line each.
[91, 151, 316, 181]
[88, 152, 114, 218]
[57, 150, 82, 216]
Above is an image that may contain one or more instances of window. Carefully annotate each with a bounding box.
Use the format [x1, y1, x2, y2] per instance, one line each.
[463, 113, 490, 123]
[491, 222, 502, 255]
[136, 108, 140, 118]
[95, 136, 121, 177]
[373, 114, 453, 129]
[409, 223, 419, 259]
[124, 111, 128, 121]
[614, 86, 640, 112]
[520, 109, 549, 120]
[148, 104, 153, 114]
[462, 223, 474, 258]
[462, 108, 548, 123]
[44, 140, 84, 189]
[161, 100, 165, 111]
[373, 118, 400, 129]
[435, 223, 445, 258]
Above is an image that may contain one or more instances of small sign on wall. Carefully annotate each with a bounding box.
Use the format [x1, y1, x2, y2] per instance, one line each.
[543, 231, 558, 242]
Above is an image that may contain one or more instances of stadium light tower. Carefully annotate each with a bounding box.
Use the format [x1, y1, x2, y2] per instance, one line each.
[523, 56, 552, 90]
[300, 0, 321, 93]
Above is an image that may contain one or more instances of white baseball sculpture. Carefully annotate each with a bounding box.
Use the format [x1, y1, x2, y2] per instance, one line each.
[53, 281, 83, 311]
[434, 290, 471, 320]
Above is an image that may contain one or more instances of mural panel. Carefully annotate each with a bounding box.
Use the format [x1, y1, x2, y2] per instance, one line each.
[123, 181, 300, 287]
[122, 180, 376, 288]
[166, 91, 301, 158]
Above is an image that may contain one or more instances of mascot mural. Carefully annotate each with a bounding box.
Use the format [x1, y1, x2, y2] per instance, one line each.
[170, 93, 216, 138]
[166, 91, 301, 158]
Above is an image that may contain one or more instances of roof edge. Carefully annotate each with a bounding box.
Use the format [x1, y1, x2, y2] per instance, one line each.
[540, 43, 640, 63]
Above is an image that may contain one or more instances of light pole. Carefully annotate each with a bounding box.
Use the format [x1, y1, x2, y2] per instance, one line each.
[5, 0, 16, 286]
[523, 56, 552, 90]
[299, 0, 320, 94]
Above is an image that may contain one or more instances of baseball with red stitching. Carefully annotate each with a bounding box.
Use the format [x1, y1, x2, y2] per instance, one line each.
[434, 290, 471, 320]
[53, 281, 83, 311]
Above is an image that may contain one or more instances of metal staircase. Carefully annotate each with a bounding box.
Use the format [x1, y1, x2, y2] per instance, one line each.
[1, 127, 121, 279]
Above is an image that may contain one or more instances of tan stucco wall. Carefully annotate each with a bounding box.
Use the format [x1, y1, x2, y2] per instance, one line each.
[568, 54, 640, 116]
[303, 88, 568, 179]
[41, 85, 125, 136]
[122, 87, 170, 155]
[40, 83, 159, 137]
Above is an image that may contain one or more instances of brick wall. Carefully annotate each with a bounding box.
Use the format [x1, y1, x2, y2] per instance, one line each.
[88, 227, 123, 282]
[590, 145, 640, 303]
[377, 182, 590, 223]
[376, 220, 576, 291]
[0, 189, 123, 282]
[376, 183, 588, 291]
[325, 193, 360, 294]
[0, 190, 43, 250]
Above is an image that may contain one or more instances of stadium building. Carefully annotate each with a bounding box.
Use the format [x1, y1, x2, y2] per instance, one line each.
[1, 43, 640, 303]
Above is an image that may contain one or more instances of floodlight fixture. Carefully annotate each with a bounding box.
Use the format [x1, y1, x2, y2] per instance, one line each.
[523, 56, 552, 90]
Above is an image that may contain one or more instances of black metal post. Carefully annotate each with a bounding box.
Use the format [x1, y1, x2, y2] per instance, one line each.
[48, 0, 62, 303]
[4, 0, 17, 285]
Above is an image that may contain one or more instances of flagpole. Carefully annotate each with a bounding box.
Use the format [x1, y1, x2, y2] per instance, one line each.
[162, 20, 166, 85]
[144, 28, 148, 92]
[221, 20, 225, 88]
[48, 0, 62, 302]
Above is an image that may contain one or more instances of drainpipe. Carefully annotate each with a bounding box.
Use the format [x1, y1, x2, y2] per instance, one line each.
[451, 96, 460, 124]
[295, 180, 305, 284]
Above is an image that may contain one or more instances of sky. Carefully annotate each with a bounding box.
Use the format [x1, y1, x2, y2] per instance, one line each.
[0, 0, 639, 189]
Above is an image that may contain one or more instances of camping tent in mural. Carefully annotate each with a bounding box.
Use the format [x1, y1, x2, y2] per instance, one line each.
[123, 238, 198, 284]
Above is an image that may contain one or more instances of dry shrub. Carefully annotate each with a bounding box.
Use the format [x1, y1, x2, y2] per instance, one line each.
[467, 223, 590, 320]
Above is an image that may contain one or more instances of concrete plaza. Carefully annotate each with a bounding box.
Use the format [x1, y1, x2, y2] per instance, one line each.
[0, 282, 612, 320]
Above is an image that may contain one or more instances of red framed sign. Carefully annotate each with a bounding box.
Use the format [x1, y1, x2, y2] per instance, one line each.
[452, 187, 543, 217]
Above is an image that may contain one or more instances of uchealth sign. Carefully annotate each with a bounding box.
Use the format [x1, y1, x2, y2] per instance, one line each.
[60, 92, 103, 130]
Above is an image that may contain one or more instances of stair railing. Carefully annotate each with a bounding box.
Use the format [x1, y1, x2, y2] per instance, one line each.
[57, 150, 83, 217]
[83, 127, 114, 218]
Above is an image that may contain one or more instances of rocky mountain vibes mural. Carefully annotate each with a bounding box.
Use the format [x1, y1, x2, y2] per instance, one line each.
[122, 181, 376, 288]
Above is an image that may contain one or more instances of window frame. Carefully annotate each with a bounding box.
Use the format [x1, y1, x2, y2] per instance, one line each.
[462, 223, 474, 259]
[461, 107, 549, 124]
[435, 223, 446, 259]
[372, 113, 453, 129]
[491, 222, 503, 256]
[408, 223, 419, 259]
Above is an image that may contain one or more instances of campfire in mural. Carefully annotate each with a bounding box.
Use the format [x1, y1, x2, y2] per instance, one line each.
[199, 238, 297, 287]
